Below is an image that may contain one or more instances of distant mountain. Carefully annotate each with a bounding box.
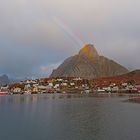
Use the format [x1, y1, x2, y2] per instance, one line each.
[92, 70, 140, 86]
[122, 70, 140, 80]
[0, 74, 10, 85]
[50, 44, 129, 79]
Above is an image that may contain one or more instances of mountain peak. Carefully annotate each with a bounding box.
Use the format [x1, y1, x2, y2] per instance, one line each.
[79, 44, 99, 59]
[50, 44, 129, 79]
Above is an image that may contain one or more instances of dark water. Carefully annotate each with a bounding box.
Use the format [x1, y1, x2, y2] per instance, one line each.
[0, 94, 140, 140]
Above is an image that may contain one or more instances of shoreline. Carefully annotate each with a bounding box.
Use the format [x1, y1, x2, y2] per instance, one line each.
[1, 92, 140, 97]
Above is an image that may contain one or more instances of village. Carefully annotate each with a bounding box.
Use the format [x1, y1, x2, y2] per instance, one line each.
[0, 76, 140, 95]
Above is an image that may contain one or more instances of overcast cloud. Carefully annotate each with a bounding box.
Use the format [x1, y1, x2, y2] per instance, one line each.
[0, 0, 140, 79]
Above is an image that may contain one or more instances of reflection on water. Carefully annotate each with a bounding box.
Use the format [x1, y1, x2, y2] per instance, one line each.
[0, 94, 97, 106]
[0, 93, 123, 106]
[0, 94, 140, 140]
[125, 97, 140, 104]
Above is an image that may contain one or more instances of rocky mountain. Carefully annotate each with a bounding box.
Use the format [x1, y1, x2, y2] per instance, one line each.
[50, 44, 129, 79]
[0, 74, 10, 85]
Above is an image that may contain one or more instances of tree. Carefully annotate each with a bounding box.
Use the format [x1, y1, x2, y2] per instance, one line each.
[127, 79, 135, 85]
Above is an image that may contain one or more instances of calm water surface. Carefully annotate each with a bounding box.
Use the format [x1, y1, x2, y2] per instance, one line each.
[0, 94, 140, 140]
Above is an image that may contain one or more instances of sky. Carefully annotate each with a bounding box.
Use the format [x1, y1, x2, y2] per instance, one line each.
[0, 0, 140, 79]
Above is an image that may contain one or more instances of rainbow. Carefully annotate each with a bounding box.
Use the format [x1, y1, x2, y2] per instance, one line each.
[52, 16, 83, 49]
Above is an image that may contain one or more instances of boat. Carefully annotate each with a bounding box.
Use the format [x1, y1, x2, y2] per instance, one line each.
[0, 91, 9, 96]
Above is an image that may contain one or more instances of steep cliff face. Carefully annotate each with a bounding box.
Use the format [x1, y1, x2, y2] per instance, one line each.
[50, 44, 129, 79]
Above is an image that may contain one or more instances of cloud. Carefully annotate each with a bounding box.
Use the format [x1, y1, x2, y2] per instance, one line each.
[39, 62, 62, 77]
[0, 0, 140, 78]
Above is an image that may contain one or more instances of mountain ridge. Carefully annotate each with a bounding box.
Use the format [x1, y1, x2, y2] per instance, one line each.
[50, 44, 129, 79]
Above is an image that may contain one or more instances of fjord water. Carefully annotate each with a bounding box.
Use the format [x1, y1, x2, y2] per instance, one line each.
[0, 94, 140, 140]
